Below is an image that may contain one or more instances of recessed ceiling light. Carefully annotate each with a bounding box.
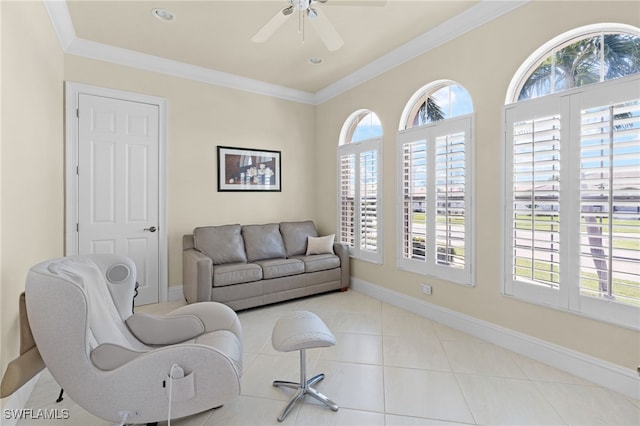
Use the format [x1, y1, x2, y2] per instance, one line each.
[152, 8, 175, 22]
[309, 57, 323, 65]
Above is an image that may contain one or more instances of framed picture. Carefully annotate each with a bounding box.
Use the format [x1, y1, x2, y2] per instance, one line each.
[217, 146, 281, 192]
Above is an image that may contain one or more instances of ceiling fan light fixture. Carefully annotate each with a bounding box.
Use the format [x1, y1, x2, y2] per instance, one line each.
[307, 8, 318, 18]
[151, 8, 175, 22]
[283, 6, 294, 16]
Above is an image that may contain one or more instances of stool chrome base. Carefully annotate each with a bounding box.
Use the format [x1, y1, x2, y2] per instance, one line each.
[272, 349, 339, 422]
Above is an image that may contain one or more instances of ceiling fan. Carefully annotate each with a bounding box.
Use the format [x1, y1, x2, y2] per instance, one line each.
[252, 0, 378, 52]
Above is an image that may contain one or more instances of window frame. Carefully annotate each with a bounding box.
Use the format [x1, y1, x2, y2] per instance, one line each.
[337, 111, 383, 264]
[503, 74, 640, 330]
[397, 113, 475, 286]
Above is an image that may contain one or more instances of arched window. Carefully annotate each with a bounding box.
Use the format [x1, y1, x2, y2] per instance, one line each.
[504, 24, 640, 329]
[507, 25, 640, 102]
[402, 81, 474, 129]
[397, 81, 474, 285]
[337, 110, 383, 263]
[343, 111, 382, 143]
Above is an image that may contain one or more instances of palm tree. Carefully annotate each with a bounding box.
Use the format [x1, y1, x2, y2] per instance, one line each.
[518, 33, 640, 101]
[413, 97, 445, 126]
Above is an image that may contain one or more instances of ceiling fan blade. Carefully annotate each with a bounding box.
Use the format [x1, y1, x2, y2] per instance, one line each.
[308, 9, 344, 51]
[251, 7, 291, 43]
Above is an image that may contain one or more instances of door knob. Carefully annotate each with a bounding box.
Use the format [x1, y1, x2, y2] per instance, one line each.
[144, 226, 157, 232]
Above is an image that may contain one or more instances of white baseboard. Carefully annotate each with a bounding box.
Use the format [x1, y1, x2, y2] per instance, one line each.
[168, 285, 185, 302]
[351, 277, 640, 400]
[0, 371, 42, 426]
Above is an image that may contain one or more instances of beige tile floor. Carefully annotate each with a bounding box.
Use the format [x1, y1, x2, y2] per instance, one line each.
[18, 290, 640, 426]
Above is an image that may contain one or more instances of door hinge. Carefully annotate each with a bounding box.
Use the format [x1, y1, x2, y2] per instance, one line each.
[76, 223, 79, 232]
[76, 108, 79, 118]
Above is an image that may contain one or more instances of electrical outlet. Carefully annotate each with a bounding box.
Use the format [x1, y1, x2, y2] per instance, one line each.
[420, 284, 432, 295]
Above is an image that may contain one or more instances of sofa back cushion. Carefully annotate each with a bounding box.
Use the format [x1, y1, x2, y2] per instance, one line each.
[242, 224, 286, 262]
[280, 221, 318, 257]
[194, 225, 247, 265]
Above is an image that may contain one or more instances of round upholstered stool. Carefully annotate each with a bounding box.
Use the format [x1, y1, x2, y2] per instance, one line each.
[271, 311, 339, 422]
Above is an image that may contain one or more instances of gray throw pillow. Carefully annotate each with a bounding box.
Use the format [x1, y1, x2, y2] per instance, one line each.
[280, 221, 318, 257]
[242, 224, 286, 262]
[193, 225, 247, 265]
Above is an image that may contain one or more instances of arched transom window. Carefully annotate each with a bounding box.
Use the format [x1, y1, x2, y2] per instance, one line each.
[403, 82, 473, 129]
[508, 26, 640, 102]
[343, 110, 383, 144]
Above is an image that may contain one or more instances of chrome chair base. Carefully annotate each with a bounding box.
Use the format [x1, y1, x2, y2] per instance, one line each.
[272, 349, 339, 422]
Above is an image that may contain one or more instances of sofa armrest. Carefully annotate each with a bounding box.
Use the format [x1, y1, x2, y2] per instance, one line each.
[183, 248, 213, 303]
[333, 243, 350, 290]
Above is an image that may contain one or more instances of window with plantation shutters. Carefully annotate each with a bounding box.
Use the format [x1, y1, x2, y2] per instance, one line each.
[397, 111, 474, 285]
[338, 110, 382, 263]
[505, 35, 639, 329]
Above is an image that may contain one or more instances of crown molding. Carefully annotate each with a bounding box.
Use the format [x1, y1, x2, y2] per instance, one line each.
[44, 0, 75, 51]
[43, 0, 316, 104]
[66, 37, 317, 104]
[44, 0, 527, 106]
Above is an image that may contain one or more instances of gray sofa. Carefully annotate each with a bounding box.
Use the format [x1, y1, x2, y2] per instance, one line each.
[183, 221, 349, 310]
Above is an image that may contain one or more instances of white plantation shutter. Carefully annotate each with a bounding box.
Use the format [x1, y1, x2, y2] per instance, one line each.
[397, 116, 473, 284]
[579, 98, 640, 306]
[435, 131, 467, 269]
[360, 150, 378, 254]
[505, 75, 640, 329]
[339, 153, 355, 247]
[505, 97, 564, 305]
[400, 134, 427, 263]
[337, 138, 382, 263]
[511, 114, 561, 288]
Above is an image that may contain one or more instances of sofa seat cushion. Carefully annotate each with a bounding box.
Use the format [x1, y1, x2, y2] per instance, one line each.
[194, 225, 247, 265]
[255, 258, 304, 279]
[213, 263, 262, 287]
[292, 254, 340, 273]
[242, 224, 286, 262]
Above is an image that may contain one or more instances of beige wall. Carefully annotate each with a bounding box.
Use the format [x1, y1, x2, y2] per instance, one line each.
[315, 1, 640, 370]
[1, 1, 65, 379]
[63, 56, 317, 290]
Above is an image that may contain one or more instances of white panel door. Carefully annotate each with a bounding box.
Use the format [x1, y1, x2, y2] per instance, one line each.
[78, 94, 160, 305]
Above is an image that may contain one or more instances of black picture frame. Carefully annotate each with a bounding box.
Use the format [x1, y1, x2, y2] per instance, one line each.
[217, 146, 281, 192]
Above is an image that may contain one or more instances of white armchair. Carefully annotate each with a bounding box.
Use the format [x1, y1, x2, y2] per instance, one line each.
[25, 254, 242, 424]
